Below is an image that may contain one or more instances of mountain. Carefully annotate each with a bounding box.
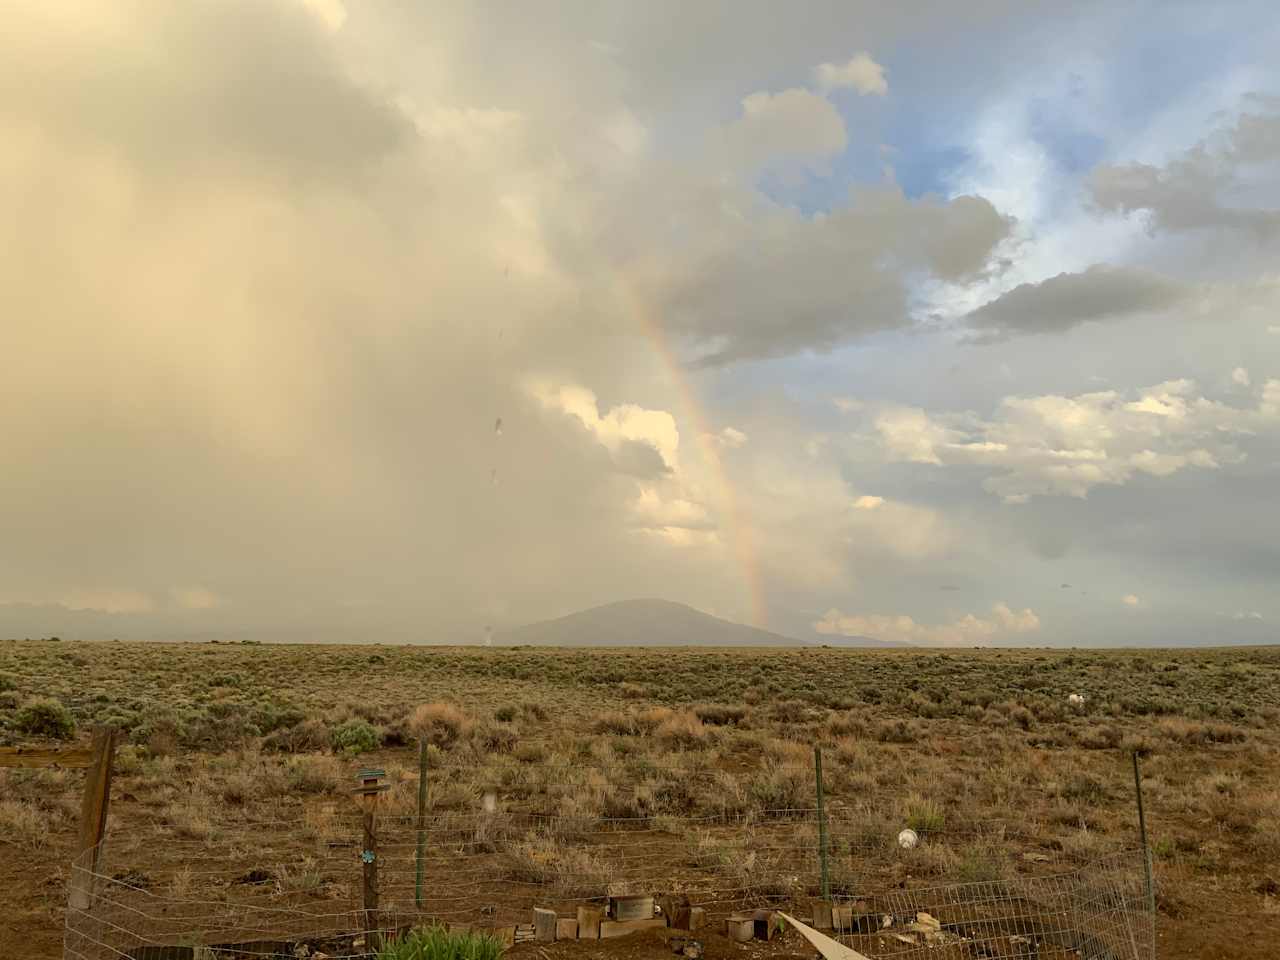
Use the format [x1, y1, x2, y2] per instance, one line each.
[496, 598, 805, 647]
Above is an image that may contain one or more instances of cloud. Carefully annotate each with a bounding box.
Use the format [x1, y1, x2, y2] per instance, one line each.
[60, 589, 154, 614]
[963, 265, 1191, 339]
[813, 602, 1040, 646]
[296, 0, 346, 32]
[531, 383, 680, 472]
[710, 427, 749, 449]
[718, 88, 848, 176]
[1122, 594, 1141, 607]
[852, 495, 884, 510]
[1222, 610, 1264, 621]
[860, 377, 1280, 500]
[170, 586, 221, 611]
[1089, 100, 1280, 238]
[1232, 367, 1251, 387]
[813, 53, 888, 96]
[632, 186, 1012, 366]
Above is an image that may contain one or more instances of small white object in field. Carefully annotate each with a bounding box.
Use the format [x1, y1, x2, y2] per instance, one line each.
[897, 828, 919, 849]
[1068, 693, 1085, 706]
[482, 791, 497, 813]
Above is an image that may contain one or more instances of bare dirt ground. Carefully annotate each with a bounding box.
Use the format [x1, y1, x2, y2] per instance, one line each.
[2, 640, 1279, 958]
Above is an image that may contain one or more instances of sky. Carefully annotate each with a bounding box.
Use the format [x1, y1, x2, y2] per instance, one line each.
[1, 0, 1278, 646]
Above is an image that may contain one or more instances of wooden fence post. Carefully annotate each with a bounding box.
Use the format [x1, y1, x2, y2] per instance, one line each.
[355, 768, 388, 951]
[814, 744, 830, 901]
[68, 726, 118, 913]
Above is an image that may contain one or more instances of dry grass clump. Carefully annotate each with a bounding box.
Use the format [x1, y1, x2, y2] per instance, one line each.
[1157, 718, 1247, 746]
[875, 718, 922, 743]
[746, 761, 810, 814]
[284, 754, 345, 794]
[654, 710, 708, 749]
[0, 799, 51, 850]
[408, 702, 474, 748]
[261, 718, 331, 753]
[694, 703, 749, 726]
[506, 837, 614, 897]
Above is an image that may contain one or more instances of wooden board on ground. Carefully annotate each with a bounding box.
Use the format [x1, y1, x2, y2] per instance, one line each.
[778, 913, 873, 960]
[556, 918, 579, 940]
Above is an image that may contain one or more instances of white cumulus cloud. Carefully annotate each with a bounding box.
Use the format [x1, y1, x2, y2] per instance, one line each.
[813, 602, 1040, 646]
[814, 53, 888, 96]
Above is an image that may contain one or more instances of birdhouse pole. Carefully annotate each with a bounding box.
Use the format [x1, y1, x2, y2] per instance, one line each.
[355, 768, 388, 950]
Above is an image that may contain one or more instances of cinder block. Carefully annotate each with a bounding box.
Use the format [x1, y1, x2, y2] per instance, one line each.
[600, 917, 666, 939]
[534, 908, 557, 942]
[578, 906, 604, 940]
[556, 918, 579, 940]
[725, 915, 754, 943]
[611, 895, 655, 922]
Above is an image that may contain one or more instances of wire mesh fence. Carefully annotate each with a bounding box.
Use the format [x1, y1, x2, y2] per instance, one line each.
[64, 801, 1155, 960]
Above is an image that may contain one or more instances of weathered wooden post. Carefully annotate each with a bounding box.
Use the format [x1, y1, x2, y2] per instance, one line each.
[68, 726, 118, 913]
[1132, 752, 1155, 914]
[415, 739, 429, 910]
[355, 768, 389, 950]
[814, 744, 830, 901]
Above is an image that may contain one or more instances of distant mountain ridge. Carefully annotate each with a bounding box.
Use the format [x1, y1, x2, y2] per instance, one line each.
[496, 598, 803, 647]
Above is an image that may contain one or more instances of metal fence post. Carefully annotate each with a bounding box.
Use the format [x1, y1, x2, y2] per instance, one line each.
[416, 738, 429, 910]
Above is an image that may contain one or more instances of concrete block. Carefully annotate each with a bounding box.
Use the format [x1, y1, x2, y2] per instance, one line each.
[725, 915, 754, 943]
[578, 905, 603, 940]
[534, 908, 557, 942]
[556, 918, 579, 940]
[812, 901, 832, 930]
[611, 895, 655, 922]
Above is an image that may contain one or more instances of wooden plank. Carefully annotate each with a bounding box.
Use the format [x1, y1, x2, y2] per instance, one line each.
[778, 913, 874, 960]
[534, 907, 557, 942]
[600, 917, 665, 939]
[556, 918, 579, 940]
[0, 744, 94, 769]
[68, 727, 117, 913]
[577, 905, 603, 940]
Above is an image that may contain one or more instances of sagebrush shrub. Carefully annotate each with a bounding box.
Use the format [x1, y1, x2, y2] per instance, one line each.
[331, 718, 381, 755]
[14, 698, 76, 740]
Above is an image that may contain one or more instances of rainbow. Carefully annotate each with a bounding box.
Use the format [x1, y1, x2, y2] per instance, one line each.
[622, 286, 768, 630]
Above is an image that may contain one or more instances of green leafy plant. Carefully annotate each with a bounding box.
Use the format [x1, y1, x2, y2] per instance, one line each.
[331, 718, 381, 755]
[378, 924, 505, 960]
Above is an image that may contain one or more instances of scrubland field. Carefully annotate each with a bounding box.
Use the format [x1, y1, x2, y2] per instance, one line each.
[2, 640, 1279, 959]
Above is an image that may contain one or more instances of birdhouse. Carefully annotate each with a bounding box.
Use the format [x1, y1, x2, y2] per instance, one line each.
[353, 768, 389, 807]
